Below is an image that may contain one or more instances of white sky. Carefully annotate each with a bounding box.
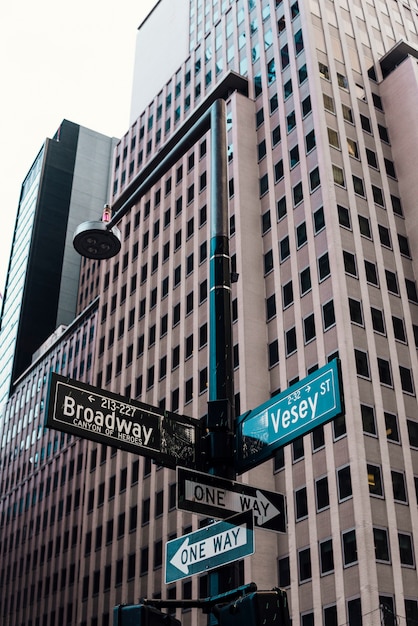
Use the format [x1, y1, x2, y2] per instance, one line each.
[0, 0, 159, 297]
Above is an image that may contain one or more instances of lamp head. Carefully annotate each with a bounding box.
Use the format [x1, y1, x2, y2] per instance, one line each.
[73, 205, 121, 260]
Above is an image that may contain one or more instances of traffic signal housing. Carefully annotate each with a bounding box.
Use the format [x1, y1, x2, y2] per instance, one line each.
[217, 589, 290, 626]
[113, 604, 181, 626]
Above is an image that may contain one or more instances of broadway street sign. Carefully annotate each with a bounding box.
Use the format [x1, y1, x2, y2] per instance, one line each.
[165, 511, 254, 584]
[177, 467, 286, 533]
[46, 373, 197, 469]
[236, 359, 343, 473]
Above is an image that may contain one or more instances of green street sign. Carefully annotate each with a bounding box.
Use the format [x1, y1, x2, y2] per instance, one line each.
[165, 511, 254, 584]
[236, 359, 343, 473]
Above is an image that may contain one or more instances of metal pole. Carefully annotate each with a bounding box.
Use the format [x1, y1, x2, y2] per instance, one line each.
[206, 98, 238, 624]
[209, 99, 234, 421]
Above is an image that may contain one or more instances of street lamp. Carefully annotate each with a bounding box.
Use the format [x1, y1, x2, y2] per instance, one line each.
[73, 98, 235, 468]
[73, 97, 238, 615]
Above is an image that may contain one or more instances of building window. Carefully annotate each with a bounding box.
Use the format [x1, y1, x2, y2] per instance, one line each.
[392, 316, 406, 342]
[278, 556, 290, 587]
[373, 528, 390, 562]
[323, 93, 334, 111]
[320, 539, 334, 575]
[313, 207, 325, 232]
[302, 613, 314, 626]
[385, 412, 399, 443]
[385, 270, 399, 294]
[358, 215, 371, 238]
[296, 221, 307, 247]
[304, 313, 316, 343]
[312, 424, 325, 450]
[295, 487, 308, 520]
[298, 548, 312, 582]
[342, 103, 353, 122]
[268, 340, 279, 367]
[302, 95, 311, 116]
[264, 250, 273, 274]
[406, 278, 418, 302]
[361, 404, 376, 435]
[328, 127, 339, 148]
[378, 358, 392, 386]
[315, 476, 329, 511]
[355, 349, 370, 378]
[392, 470, 407, 503]
[280, 236, 290, 261]
[343, 251, 357, 276]
[300, 267, 311, 294]
[342, 529, 358, 566]
[349, 298, 363, 325]
[290, 145, 299, 168]
[405, 600, 418, 625]
[347, 137, 359, 158]
[365, 260, 379, 286]
[347, 598, 362, 626]
[333, 164, 345, 186]
[371, 307, 385, 334]
[283, 281, 293, 307]
[337, 465, 352, 501]
[318, 252, 330, 280]
[310, 167, 320, 190]
[398, 234, 411, 257]
[293, 437, 304, 461]
[275, 159, 284, 182]
[305, 129, 316, 152]
[324, 605, 338, 626]
[272, 124, 281, 146]
[287, 110, 296, 132]
[259, 174, 269, 196]
[398, 533, 414, 566]
[368, 464, 383, 496]
[266, 294, 276, 320]
[323, 300, 335, 329]
[400, 366, 414, 394]
[293, 181, 304, 206]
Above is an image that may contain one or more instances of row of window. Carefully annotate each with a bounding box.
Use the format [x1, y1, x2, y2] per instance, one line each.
[268, 302, 335, 356]
[279, 525, 415, 590]
[343, 250, 418, 301]
[296, 596, 418, 626]
[296, 462, 413, 523]
[338, 205, 409, 255]
[355, 348, 415, 394]
[350, 297, 418, 345]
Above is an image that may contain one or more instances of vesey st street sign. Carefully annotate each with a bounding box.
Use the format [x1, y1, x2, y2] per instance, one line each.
[236, 359, 343, 473]
[165, 511, 254, 584]
[46, 373, 197, 469]
[177, 467, 286, 533]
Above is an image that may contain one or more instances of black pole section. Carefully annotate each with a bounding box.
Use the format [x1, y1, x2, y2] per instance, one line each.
[205, 99, 239, 626]
[205, 99, 236, 480]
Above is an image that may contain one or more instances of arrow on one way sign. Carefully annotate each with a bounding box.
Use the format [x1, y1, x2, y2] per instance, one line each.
[177, 467, 286, 533]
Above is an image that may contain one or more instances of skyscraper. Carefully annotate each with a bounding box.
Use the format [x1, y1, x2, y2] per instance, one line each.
[0, 120, 116, 407]
[1, 1, 418, 625]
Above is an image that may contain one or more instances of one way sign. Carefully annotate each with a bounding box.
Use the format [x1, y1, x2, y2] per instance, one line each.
[177, 467, 286, 533]
[165, 511, 254, 583]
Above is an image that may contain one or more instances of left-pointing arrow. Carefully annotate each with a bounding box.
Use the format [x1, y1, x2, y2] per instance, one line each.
[169, 537, 190, 574]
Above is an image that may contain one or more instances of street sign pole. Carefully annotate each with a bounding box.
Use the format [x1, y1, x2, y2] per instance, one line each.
[205, 98, 239, 619]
